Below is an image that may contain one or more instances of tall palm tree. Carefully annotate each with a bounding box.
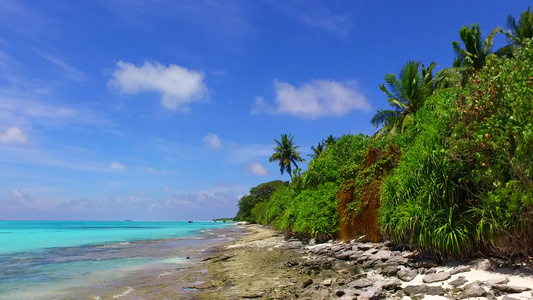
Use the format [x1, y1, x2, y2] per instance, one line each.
[269, 134, 305, 178]
[371, 61, 436, 135]
[452, 24, 501, 70]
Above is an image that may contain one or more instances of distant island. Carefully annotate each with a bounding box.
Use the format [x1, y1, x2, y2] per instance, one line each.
[212, 218, 235, 222]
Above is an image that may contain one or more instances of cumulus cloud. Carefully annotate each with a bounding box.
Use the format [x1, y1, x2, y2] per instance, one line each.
[109, 161, 125, 170]
[0, 126, 28, 144]
[203, 133, 222, 149]
[108, 60, 208, 111]
[247, 162, 268, 176]
[253, 79, 370, 119]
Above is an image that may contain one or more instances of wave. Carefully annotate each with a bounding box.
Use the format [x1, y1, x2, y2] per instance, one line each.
[112, 287, 134, 299]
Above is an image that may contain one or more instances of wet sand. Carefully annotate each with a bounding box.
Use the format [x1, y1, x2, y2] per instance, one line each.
[86, 226, 249, 300]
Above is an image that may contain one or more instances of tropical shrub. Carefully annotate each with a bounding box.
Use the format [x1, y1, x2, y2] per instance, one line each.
[266, 185, 297, 230]
[449, 42, 533, 256]
[379, 90, 473, 257]
[291, 182, 340, 238]
[250, 201, 269, 225]
[380, 42, 533, 258]
[236, 180, 285, 222]
[303, 133, 368, 189]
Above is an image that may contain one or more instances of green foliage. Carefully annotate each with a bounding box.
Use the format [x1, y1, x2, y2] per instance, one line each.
[380, 41, 533, 258]
[236, 180, 285, 222]
[251, 201, 269, 225]
[448, 42, 533, 253]
[452, 24, 501, 70]
[291, 182, 340, 236]
[303, 133, 368, 189]
[372, 61, 437, 135]
[505, 7, 533, 45]
[266, 185, 297, 230]
[269, 134, 305, 178]
[379, 90, 474, 257]
[265, 134, 367, 237]
[308, 142, 325, 158]
[243, 8, 533, 257]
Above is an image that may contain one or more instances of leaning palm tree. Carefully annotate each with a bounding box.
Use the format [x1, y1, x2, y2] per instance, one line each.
[452, 24, 501, 70]
[269, 134, 305, 178]
[371, 61, 436, 135]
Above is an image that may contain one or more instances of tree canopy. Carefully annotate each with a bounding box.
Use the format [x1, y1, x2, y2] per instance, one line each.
[269, 134, 305, 178]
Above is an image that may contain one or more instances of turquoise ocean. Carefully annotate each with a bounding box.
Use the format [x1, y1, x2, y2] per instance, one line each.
[0, 221, 237, 299]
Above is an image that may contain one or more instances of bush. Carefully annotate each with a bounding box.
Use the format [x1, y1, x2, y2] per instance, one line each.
[251, 201, 269, 225]
[292, 182, 340, 238]
[266, 185, 297, 230]
[450, 43, 533, 256]
[380, 43, 533, 258]
[236, 180, 286, 222]
[379, 90, 474, 257]
[303, 134, 368, 189]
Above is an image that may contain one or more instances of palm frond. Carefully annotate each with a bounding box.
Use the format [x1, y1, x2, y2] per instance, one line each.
[483, 27, 502, 54]
[371, 109, 401, 128]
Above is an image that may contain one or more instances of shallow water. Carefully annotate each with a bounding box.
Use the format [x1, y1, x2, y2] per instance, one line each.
[0, 221, 239, 299]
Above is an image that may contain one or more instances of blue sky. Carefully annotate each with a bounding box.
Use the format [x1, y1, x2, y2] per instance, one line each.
[0, 0, 529, 220]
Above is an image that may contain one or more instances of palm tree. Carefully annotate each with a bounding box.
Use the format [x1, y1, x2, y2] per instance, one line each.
[496, 7, 533, 57]
[452, 24, 501, 70]
[505, 7, 533, 45]
[435, 58, 469, 89]
[308, 142, 325, 159]
[323, 135, 338, 146]
[269, 134, 305, 178]
[371, 61, 436, 135]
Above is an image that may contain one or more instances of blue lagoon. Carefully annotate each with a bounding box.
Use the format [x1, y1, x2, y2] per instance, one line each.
[0, 221, 241, 299]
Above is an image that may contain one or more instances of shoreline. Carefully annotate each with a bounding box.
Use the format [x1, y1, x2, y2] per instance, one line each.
[92, 225, 249, 300]
[8, 223, 533, 299]
[0, 224, 248, 300]
[192, 224, 533, 300]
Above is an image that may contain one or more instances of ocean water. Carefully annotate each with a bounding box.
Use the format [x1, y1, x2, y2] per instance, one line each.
[0, 221, 237, 299]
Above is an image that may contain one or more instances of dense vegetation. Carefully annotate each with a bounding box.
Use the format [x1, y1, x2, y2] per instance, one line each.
[236, 8, 533, 259]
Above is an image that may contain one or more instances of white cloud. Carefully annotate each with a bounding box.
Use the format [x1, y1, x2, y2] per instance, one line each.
[203, 133, 222, 149]
[108, 61, 208, 111]
[253, 79, 370, 119]
[248, 162, 268, 176]
[227, 144, 273, 163]
[0, 96, 104, 132]
[109, 161, 125, 170]
[0, 126, 28, 144]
